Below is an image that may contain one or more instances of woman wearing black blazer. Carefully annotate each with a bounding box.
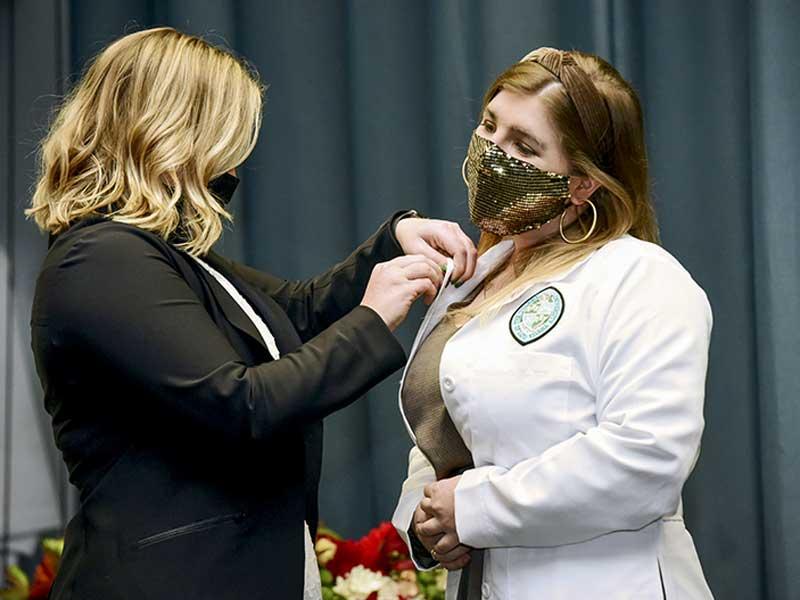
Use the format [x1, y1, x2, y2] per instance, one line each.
[26, 28, 477, 599]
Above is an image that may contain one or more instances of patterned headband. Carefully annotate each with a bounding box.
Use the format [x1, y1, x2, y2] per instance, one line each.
[520, 48, 613, 164]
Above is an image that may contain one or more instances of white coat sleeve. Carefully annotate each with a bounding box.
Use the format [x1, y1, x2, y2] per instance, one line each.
[392, 445, 440, 570]
[453, 254, 713, 548]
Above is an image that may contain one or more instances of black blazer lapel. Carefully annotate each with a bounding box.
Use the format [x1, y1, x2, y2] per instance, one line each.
[203, 254, 303, 355]
[195, 268, 275, 359]
[204, 257, 323, 532]
[202, 256, 325, 534]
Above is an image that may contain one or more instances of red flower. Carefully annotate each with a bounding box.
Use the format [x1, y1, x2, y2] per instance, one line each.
[393, 559, 416, 572]
[320, 522, 412, 578]
[324, 537, 365, 579]
[29, 552, 59, 600]
[381, 528, 411, 570]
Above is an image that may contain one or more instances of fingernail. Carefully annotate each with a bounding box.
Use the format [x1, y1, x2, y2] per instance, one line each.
[454, 281, 463, 288]
[440, 264, 447, 273]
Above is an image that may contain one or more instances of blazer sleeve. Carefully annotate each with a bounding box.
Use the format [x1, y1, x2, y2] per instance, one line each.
[453, 254, 713, 549]
[211, 211, 413, 342]
[48, 224, 407, 444]
[392, 446, 440, 570]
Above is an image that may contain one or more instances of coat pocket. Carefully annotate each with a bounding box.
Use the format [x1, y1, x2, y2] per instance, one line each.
[132, 511, 247, 550]
[125, 510, 255, 599]
[470, 350, 576, 457]
[513, 350, 573, 379]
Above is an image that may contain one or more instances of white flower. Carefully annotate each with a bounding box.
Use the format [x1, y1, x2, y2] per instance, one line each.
[315, 537, 337, 566]
[376, 578, 401, 600]
[333, 566, 398, 600]
[395, 573, 420, 598]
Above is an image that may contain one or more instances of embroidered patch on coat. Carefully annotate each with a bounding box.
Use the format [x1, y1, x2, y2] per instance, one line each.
[509, 287, 564, 345]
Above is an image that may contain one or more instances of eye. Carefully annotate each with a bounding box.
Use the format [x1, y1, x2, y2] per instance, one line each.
[515, 141, 535, 156]
[480, 119, 496, 133]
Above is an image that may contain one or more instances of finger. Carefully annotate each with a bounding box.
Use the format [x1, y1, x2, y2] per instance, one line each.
[416, 503, 436, 524]
[441, 553, 471, 571]
[414, 510, 435, 537]
[397, 256, 445, 293]
[402, 261, 443, 288]
[433, 533, 461, 556]
[445, 225, 478, 283]
[421, 533, 441, 548]
[417, 517, 445, 538]
[414, 243, 451, 271]
[409, 279, 438, 305]
[423, 483, 435, 498]
[436, 543, 471, 564]
[419, 497, 434, 515]
[418, 532, 443, 552]
[418, 528, 443, 541]
[407, 255, 448, 279]
[424, 255, 448, 281]
[391, 254, 443, 272]
[414, 503, 428, 522]
[459, 234, 478, 281]
[432, 224, 469, 280]
[449, 243, 469, 283]
[385, 254, 435, 269]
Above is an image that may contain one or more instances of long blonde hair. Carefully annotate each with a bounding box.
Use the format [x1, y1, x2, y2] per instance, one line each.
[455, 48, 659, 319]
[27, 27, 264, 255]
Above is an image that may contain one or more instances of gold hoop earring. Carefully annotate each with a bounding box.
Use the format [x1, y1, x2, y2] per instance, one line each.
[560, 199, 597, 244]
[461, 157, 469, 187]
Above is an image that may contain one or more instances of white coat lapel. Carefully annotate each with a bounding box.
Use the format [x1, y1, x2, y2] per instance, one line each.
[397, 240, 514, 441]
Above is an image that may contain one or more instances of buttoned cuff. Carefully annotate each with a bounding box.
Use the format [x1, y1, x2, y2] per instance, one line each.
[454, 465, 507, 549]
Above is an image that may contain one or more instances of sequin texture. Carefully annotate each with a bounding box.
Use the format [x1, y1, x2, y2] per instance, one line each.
[464, 133, 571, 236]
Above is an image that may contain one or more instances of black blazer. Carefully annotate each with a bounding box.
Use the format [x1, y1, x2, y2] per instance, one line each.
[30, 213, 410, 599]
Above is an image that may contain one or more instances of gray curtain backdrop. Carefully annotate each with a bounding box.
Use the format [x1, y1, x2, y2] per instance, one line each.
[1, 1, 798, 598]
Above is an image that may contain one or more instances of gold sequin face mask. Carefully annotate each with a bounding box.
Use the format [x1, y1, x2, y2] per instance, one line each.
[462, 133, 571, 236]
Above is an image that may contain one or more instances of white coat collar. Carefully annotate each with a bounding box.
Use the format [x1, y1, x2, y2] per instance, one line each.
[398, 237, 599, 442]
[436, 237, 600, 311]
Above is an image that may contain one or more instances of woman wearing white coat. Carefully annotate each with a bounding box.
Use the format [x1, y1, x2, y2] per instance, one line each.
[392, 47, 714, 599]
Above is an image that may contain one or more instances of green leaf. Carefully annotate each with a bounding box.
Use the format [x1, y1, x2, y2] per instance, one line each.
[319, 568, 334, 587]
[417, 570, 435, 584]
[0, 565, 30, 600]
[42, 537, 64, 557]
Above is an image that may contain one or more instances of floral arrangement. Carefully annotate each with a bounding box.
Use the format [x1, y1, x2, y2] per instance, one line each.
[1, 522, 446, 600]
[315, 522, 446, 600]
[0, 538, 62, 600]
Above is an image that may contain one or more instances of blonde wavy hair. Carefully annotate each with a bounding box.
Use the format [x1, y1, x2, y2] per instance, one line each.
[27, 27, 264, 256]
[452, 47, 659, 321]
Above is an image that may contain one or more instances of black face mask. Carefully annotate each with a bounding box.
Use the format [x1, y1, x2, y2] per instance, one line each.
[208, 172, 240, 205]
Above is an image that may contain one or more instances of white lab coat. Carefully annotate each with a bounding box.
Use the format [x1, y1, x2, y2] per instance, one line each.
[392, 235, 714, 599]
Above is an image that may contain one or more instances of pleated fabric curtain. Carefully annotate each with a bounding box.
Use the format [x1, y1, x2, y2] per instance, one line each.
[1, 1, 797, 597]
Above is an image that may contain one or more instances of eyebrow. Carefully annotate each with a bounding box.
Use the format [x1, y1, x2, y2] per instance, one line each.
[484, 108, 546, 151]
